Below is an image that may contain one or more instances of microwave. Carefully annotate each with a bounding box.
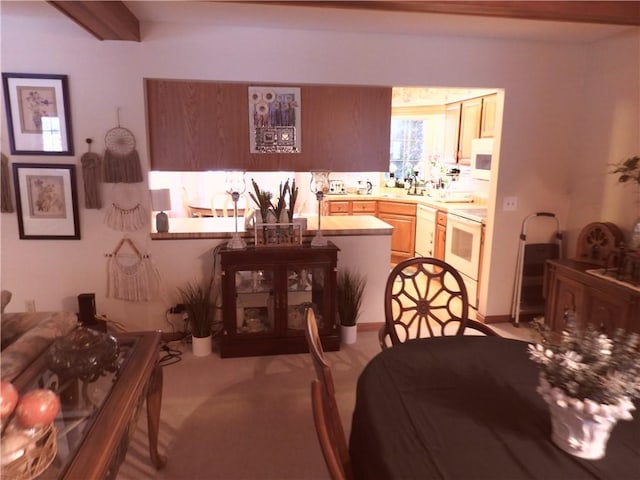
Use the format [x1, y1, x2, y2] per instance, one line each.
[470, 138, 494, 181]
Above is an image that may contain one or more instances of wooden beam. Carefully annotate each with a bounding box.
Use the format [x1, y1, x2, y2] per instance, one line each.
[48, 1, 140, 41]
[259, 1, 640, 26]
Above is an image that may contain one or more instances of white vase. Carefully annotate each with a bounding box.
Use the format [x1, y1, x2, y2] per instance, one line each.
[537, 375, 636, 459]
[192, 335, 212, 357]
[341, 324, 357, 345]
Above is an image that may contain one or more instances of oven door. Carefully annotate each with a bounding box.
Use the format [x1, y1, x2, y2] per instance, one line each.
[445, 213, 482, 307]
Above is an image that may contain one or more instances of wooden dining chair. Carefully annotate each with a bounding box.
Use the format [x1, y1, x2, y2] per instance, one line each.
[304, 308, 353, 480]
[380, 257, 498, 348]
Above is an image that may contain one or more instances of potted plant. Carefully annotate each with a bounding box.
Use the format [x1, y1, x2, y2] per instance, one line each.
[611, 155, 640, 249]
[249, 179, 273, 244]
[178, 279, 214, 356]
[528, 320, 640, 459]
[336, 268, 367, 345]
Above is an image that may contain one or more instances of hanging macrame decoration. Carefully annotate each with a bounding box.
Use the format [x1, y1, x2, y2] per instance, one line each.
[104, 202, 148, 232]
[106, 237, 160, 302]
[1, 153, 14, 213]
[103, 110, 143, 184]
[80, 138, 102, 209]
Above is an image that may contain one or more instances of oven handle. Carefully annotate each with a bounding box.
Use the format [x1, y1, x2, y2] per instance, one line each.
[447, 214, 482, 227]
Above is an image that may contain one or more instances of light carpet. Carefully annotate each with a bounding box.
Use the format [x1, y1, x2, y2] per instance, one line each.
[117, 323, 538, 480]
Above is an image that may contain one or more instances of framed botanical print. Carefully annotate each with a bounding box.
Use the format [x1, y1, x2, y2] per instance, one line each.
[2, 73, 74, 155]
[12, 163, 80, 239]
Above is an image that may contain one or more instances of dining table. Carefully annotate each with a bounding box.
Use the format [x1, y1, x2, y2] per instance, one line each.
[348, 336, 640, 480]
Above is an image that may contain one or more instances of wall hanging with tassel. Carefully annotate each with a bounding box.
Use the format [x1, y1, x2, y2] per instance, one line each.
[80, 138, 102, 209]
[103, 109, 143, 184]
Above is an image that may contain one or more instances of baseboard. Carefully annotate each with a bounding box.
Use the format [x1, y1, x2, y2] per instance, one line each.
[358, 322, 384, 332]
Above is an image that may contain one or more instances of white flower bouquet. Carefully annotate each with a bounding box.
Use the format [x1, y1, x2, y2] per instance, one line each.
[528, 322, 640, 407]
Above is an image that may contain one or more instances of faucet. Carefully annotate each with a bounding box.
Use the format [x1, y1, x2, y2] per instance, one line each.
[407, 171, 420, 195]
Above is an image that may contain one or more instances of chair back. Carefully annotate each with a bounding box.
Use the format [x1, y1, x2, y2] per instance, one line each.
[305, 308, 352, 480]
[382, 257, 498, 347]
[311, 380, 350, 480]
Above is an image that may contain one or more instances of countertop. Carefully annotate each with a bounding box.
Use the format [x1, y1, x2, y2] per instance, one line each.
[324, 189, 488, 212]
[150, 214, 393, 240]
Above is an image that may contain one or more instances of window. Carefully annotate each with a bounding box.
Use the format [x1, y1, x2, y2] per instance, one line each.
[389, 111, 445, 182]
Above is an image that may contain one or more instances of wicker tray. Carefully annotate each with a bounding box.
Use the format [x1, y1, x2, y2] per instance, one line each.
[1, 423, 57, 480]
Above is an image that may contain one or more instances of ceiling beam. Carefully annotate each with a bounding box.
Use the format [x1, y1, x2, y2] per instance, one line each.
[48, 1, 140, 41]
[259, 1, 640, 26]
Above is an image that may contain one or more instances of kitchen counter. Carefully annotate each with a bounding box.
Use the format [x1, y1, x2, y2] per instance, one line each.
[324, 190, 488, 213]
[150, 214, 392, 240]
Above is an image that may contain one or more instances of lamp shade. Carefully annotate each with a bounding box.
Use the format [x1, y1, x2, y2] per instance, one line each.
[150, 189, 171, 212]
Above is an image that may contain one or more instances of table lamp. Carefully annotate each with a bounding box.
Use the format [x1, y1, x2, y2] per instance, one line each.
[310, 170, 330, 247]
[150, 188, 171, 233]
[225, 170, 247, 249]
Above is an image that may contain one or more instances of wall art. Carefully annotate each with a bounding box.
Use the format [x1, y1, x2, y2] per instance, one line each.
[248, 86, 301, 153]
[2, 73, 74, 155]
[12, 163, 80, 239]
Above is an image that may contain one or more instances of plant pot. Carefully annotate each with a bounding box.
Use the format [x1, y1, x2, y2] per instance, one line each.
[341, 325, 357, 345]
[192, 335, 212, 357]
[537, 375, 635, 459]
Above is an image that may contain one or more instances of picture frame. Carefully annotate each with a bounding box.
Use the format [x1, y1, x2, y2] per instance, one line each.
[2, 73, 74, 155]
[248, 86, 301, 154]
[12, 163, 80, 239]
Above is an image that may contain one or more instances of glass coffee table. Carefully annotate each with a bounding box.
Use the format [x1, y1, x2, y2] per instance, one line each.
[11, 330, 166, 479]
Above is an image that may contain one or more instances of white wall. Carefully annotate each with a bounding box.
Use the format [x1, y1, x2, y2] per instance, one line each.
[2, 6, 638, 329]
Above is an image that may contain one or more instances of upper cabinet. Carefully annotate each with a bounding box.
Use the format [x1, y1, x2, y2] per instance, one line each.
[458, 97, 483, 164]
[443, 93, 496, 164]
[145, 79, 391, 172]
[480, 94, 497, 138]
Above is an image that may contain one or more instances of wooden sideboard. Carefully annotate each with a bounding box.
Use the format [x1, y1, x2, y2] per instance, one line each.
[219, 242, 340, 357]
[544, 259, 640, 334]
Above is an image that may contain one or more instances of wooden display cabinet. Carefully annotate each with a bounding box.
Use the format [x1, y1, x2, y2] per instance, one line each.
[219, 243, 340, 357]
[544, 259, 640, 334]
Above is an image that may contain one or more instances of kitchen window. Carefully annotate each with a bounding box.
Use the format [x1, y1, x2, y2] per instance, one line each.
[389, 109, 445, 182]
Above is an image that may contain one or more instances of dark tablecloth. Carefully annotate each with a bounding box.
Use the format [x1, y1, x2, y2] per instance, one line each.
[349, 336, 640, 480]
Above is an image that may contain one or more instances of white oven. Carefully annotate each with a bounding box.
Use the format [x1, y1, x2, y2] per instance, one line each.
[445, 210, 485, 308]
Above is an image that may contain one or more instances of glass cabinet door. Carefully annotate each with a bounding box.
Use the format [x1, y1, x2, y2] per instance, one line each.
[286, 265, 326, 331]
[234, 269, 275, 334]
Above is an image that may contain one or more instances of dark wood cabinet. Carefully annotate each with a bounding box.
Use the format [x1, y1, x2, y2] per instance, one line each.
[219, 243, 340, 357]
[146, 79, 391, 172]
[544, 259, 640, 334]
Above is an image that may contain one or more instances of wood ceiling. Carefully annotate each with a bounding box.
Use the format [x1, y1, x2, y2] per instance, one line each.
[48, 1, 640, 42]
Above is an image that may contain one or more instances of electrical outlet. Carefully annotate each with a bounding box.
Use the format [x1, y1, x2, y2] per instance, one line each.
[503, 196, 517, 211]
[25, 299, 36, 312]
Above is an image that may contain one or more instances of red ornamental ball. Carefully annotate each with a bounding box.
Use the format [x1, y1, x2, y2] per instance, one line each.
[0, 381, 19, 420]
[15, 389, 60, 428]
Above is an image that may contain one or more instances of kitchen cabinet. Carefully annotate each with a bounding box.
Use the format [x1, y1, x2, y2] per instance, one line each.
[444, 94, 496, 163]
[146, 79, 391, 172]
[326, 198, 377, 216]
[377, 201, 416, 264]
[480, 94, 497, 138]
[443, 103, 461, 164]
[544, 259, 640, 334]
[219, 243, 340, 357]
[458, 97, 482, 164]
[434, 210, 447, 261]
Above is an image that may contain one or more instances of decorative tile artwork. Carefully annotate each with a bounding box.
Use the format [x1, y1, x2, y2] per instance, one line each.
[248, 86, 301, 153]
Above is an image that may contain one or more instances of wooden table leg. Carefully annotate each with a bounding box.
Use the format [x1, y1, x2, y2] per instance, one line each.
[146, 364, 167, 469]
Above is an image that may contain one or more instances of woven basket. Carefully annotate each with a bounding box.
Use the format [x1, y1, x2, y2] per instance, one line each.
[1, 423, 57, 480]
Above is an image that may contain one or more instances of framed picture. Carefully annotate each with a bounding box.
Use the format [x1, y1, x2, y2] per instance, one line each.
[2, 73, 74, 155]
[12, 163, 80, 239]
[248, 86, 301, 153]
